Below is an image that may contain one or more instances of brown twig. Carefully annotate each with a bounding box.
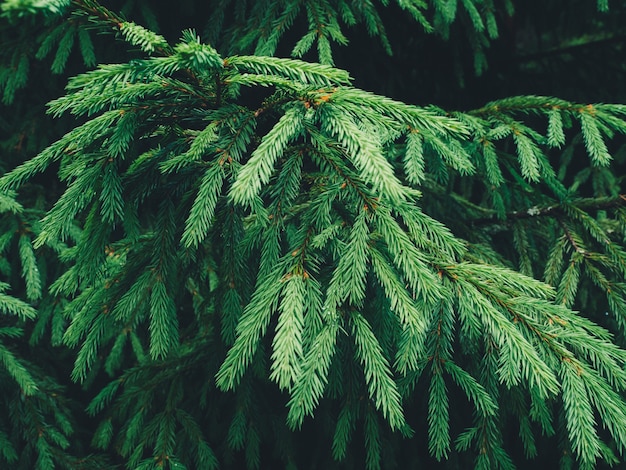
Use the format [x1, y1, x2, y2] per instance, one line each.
[473, 194, 626, 225]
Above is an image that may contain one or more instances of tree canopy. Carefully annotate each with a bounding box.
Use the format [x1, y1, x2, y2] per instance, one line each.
[1, 1, 626, 469]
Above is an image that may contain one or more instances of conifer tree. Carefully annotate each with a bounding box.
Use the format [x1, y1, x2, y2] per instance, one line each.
[1, 0, 626, 468]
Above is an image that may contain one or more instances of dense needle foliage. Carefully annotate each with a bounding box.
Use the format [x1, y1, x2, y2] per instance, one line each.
[1, 0, 626, 468]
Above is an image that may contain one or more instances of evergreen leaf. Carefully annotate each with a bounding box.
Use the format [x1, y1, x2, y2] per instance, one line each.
[331, 403, 354, 461]
[560, 360, 601, 466]
[0, 290, 37, 319]
[227, 55, 352, 86]
[547, 108, 566, 147]
[269, 274, 306, 390]
[181, 163, 225, 248]
[0, 342, 38, 394]
[287, 320, 339, 428]
[351, 311, 406, 430]
[579, 110, 612, 166]
[148, 279, 179, 360]
[18, 234, 42, 301]
[119, 21, 170, 54]
[230, 106, 304, 206]
[216, 263, 284, 390]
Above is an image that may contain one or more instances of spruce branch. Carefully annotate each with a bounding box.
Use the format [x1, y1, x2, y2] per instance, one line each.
[2, 1, 626, 467]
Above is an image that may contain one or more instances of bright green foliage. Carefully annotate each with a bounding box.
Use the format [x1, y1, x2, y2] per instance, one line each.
[1, 0, 626, 469]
